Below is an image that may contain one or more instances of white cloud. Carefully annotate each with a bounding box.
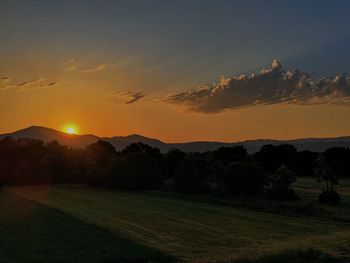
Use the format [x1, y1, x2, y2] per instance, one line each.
[166, 59, 350, 113]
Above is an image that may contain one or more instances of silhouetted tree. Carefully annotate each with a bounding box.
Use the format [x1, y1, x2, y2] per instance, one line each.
[164, 149, 186, 179]
[111, 152, 163, 190]
[254, 144, 297, 173]
[222, 162, 267, 196]
[315, 155, 340, 205]
[294, 150, 318, 177]
[324, 147, 350, 178]
[173, 158, 210, 194]
[211, 146, 247, 166]
[267, 165, 298, 200]
[122, 142, 163, 163]
[85, 140, 116, 185]
[86, 140, 116, 162]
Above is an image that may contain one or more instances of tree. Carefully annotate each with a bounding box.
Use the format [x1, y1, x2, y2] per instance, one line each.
[222, 162, 267, 196]
[122, 142, 163, 163]
[165, 149, 186, 179]
[268, 165, 298, 200]
[173, 158, 210, 194]
[86, 140, 116, 163]
[108, 152, 163, 190]
[85, 140, 116, 185]
[324, 147, 350, 178]
[254, 144, 297, 173]
[314, 155, 340, 205]
[211, 146, 247, 166]
[294, 150, 318, 177]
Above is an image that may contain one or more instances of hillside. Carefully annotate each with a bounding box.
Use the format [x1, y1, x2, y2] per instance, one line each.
[1, 126, 350, 153]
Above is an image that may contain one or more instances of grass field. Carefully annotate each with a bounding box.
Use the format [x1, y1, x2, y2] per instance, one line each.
[294, 177, 350, 203]
[0, 190, 175, 263]
[4, 181, 350, 262]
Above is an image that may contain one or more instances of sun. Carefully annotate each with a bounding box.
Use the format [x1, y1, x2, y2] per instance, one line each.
[63, 124, 79, 135]
[66, 127, 75, 134]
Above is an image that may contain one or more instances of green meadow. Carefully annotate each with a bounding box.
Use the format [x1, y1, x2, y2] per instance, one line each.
[2, 179, 350, 262]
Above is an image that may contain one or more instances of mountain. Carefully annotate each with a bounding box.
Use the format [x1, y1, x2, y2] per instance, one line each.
[1, 126, 350, 153]
[108, 134, 169, 152]
[0, 126, 99, 148]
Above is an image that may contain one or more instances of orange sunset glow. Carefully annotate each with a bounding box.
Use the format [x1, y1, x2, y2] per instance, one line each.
[63, 125, 79, 135]
[2, 2, 350, 262]
[1, 1, 350, 142]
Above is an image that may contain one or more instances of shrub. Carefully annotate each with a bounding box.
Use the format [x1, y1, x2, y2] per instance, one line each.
[222, 162, 267, 196]
[107, 152, 163, 190]
[165, 149, 186, 179]
[173, 158, 210, 194]
[267, 165, 299, 201]
[314, 155, 340, 205]
[318, 190, 340, 205]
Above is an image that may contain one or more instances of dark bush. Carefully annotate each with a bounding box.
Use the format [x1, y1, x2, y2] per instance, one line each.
[267, 165, 299, 201]
[318, 191, 340, 205]
[267, 188, 299, 201]
[165, 149, 186, 179]
[315, 155, 335, 187]
[173, 158, 210, 194]
[110, 152, 163, 190]
[325, 147, 350, 178]
[222, 162, 267, 196]
[211, 146, 248, 166]
[294, 150, 318, 177]
[254, 144, 297, 173]
[122, 142, 163, 164]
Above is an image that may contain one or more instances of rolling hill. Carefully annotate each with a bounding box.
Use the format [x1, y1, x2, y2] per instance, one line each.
[1, 126, 350, 153]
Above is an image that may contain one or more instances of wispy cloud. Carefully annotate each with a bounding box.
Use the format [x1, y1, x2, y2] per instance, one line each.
[63, 59, 79, 71]
[166, 59, 350, 113]
[0, 77, 57, 91]
[16, 78, 41, 87]
[125, 92, 143, 104]
[111, 91, 144, 104]
[0, 75, 11, 90]
[62, 59, 107, 73]
[83, 64, 107, 73]
[1, 76, 10, 82]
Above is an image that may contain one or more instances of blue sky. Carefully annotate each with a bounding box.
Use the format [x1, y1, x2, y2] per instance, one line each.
[2, 0, 350, 80]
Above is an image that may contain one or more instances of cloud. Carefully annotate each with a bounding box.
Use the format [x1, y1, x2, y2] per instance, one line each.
[16, 78, 57, 91]
[16, 78, 41, 87]
[1, 76, 10, 81]
[62, 59, 107, 73]
[166, 58, 350, 113]
[63, 59, 78, 71]
[125, 92, 143, 104]
[0, 77, 56, 91]
[83, 64, 107, 73]
[0, 75, 11, 90]
[111, 91, 144, 104]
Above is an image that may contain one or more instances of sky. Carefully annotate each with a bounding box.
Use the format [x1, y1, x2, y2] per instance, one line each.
[1, 0, 350, 142]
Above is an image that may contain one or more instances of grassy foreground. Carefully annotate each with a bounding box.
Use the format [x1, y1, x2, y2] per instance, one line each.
[0, 190, 175, 263]
[6, 185, 350, 262]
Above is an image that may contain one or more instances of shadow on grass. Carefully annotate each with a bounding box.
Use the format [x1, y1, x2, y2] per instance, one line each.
[0, 191, 178, 263]
[229, 248, 347, 263]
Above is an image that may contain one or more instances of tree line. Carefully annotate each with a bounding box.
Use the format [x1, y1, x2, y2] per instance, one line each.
[1, 136, 349, 204]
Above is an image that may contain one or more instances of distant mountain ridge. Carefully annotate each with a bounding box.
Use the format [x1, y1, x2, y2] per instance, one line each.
[1, 126, 350, 153]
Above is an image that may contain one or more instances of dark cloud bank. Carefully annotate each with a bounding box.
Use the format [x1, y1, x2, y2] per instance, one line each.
[166, 59, 350, 113]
